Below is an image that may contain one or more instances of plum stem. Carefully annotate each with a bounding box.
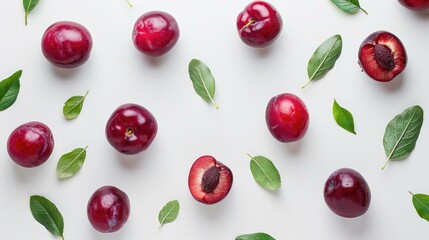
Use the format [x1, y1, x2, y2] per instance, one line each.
[243, 19, 255, 28]
[126, 0, 133, 7]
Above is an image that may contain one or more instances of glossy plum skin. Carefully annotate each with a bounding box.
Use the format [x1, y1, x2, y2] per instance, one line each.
[237, 1, 283, 48]
[358, 31, 407, 82]
[7, 121, 54, 168]
[265, 93, 309, 143]
[87, 186, 130, 233]
[105, 103, 158, 155]
[41, 21, 93, 68]
[324, 168, 371, 218]
[399, 0, 429, 10]
[132, 11, 180, 57]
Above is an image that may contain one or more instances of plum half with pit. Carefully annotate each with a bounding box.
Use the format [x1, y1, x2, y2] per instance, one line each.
[105, 103, 158, 155]
[41, 21, 93, 68]
[87, 186, 130, 233]
[132, 11, 180, 57]
[358, 31, 407, 82]
[188, 155, 233, 205]
[7, 121, 54, 168]
[265, 93, 309, 143]
[237, 1, 283, 48]
[324, 168, 371, 218]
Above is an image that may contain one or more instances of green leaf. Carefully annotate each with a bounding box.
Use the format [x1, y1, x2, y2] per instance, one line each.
[332, 99, 356, 134]
[236, 232, 276, 240]
[0, 70, 22, 111]
[63, 91, 88, 120]
[29, 195, 65, 240]
[56, 146, 88, 179]
[23, 0, 40, 25]
[248, 154, 281, 191]
[188, 59, 219, 110]
[303, 34, 342, 89]
[410, 191, 429, 222]
[382, 105, 424, 170]
[158, 200, 180, 227]
[330, 0, 368, 15]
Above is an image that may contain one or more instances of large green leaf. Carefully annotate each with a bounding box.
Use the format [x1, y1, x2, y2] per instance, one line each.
[382, 105, 423, 170]
[30, 195, 65, 240]
[188, 59, 218, 109]
[0, 70, 22, 111]
[330, 0, 368, 15]
[303, 35, 342, 88]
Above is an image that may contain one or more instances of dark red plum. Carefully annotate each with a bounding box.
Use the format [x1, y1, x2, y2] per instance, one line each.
[132, 11, 180, 57]
[324, 168, 371, 218]
[87, 186, 130, 233]
[265, 93, 309, 143]
[41, 21, 93, 68]
[399, 0, 429, 10]
[7, 121, 54, 168]
[237, 1, 283, 48]
[105, 103, 157, 155]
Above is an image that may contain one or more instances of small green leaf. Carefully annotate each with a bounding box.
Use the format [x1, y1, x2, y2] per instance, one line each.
[382, 105, 423, 170]
[188, 59, 219, 110]
[248, 154, 281, 191]
[0, 70, 22, 111]
[236, 232, 276, 240]
[303, 34, 342, 89]
[57, 146, 88, 179]
[410, 191, 429, 222]
[332, 99, 356, 134]
[30, 195, 65, 240]
[158, 200, 180, 227]
[63, 91, 88, 120]
[330, 0, 368, 15]
[23, 0, 40, 25]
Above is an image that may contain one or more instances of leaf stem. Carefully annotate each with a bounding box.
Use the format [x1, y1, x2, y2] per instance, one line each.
[211, 100, 219, 110]
[301, 79, 312, 89]
[381, 157, 390, 170]
[25, 13, 28, 26]
[126, 0, 133, 7]
[409, 191, 414, 196]
[61, 235, 65, 240]
[360, 7, 368, 15]
[246, 153, 254, 159]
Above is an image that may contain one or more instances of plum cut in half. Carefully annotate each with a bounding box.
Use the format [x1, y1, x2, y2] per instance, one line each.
[188, 155, 233, 205]
[358, 31, 407, 82]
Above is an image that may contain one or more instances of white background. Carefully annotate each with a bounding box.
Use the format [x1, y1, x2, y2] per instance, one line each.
[1, 0, 429, 239]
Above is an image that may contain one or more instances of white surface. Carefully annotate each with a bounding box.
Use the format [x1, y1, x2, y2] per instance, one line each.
[1, 0, 429, 239]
